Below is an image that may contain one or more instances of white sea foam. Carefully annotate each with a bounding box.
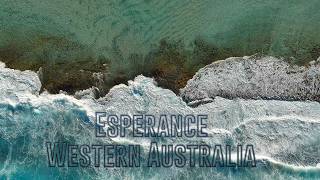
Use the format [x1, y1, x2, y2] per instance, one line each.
[181, 55, 320, 102]
[0, 58, 319, 178]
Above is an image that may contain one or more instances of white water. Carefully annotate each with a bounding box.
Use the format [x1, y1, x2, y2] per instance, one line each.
[0, 57, 319, 179]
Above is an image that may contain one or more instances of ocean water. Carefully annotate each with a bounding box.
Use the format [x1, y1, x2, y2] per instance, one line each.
[0, 1, 320, 179]
[0, 0, 320, 94]
[0, 90, 319, 179]
[1, 0, 319, 58]
[0, 64, 320, 179]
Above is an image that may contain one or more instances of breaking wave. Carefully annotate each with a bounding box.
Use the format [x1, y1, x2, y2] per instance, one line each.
[0, 57, 319, 179]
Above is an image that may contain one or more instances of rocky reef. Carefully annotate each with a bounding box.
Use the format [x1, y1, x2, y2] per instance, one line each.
[1, 0, 320, 96]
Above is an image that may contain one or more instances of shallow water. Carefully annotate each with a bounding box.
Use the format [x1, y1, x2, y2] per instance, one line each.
[0, 0, 319, 94]
[1, 0, 319, 58]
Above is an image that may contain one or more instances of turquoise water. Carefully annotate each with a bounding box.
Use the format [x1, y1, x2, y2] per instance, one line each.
[1, 0, 319, 94]
[0, 101, 319, 180]
[1, 0, 319, 61]
[0, 1, 320, 179]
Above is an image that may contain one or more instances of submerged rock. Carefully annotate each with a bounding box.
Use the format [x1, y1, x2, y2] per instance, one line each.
[181, 55, 320, 103]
